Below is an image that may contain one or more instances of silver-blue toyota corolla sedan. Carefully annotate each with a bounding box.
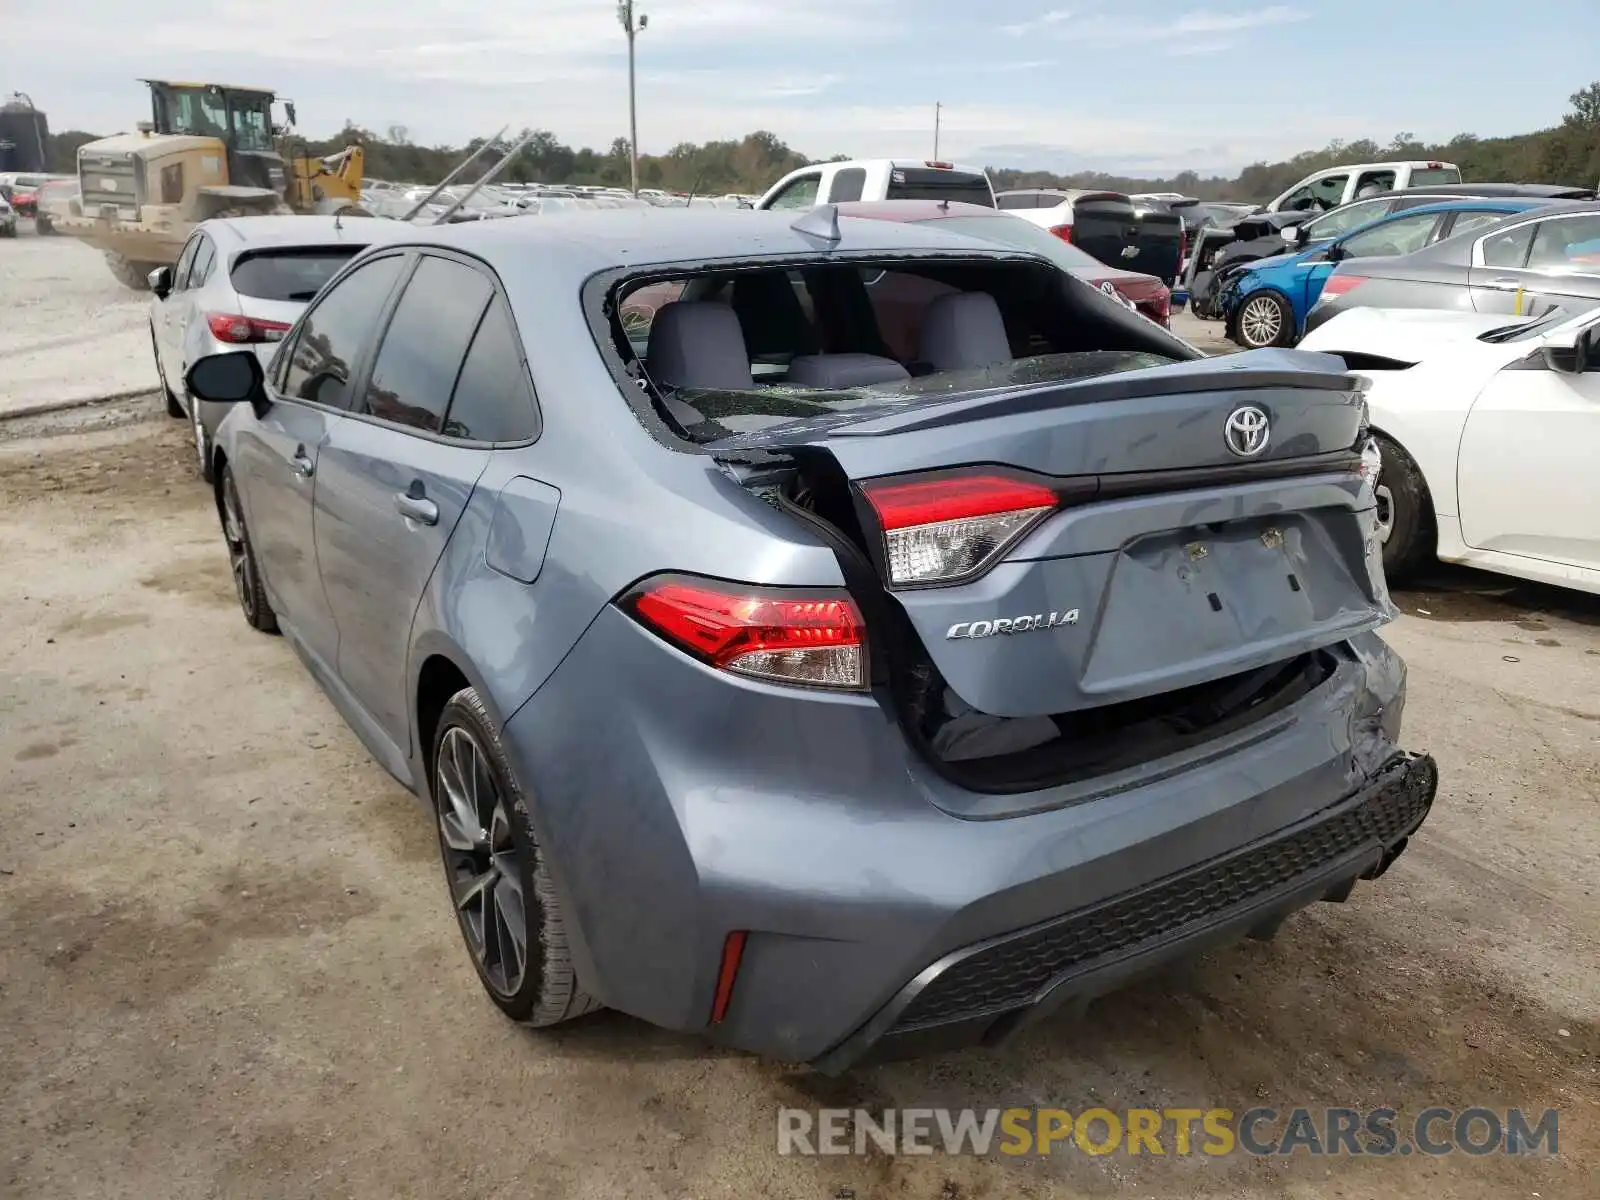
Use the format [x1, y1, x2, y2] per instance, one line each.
[183, 209, 1438, 1071]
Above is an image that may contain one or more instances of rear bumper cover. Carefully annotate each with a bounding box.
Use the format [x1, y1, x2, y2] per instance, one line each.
[815, 751, 1436, 1071]
[502, 613, 1425, 1066]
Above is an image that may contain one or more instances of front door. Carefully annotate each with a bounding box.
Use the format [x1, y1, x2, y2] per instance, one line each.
[1457, 320, 1600, 571]
[239, 251, 409, 664]
[313, 253, 497, 749]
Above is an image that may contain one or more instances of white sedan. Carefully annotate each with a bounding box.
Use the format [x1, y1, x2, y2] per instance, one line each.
[1299, 305, 1600, 594]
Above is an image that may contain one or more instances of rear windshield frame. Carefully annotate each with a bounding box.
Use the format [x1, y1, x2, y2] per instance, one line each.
[229, 245, 364, 302]
[582, 249, 1197, 454]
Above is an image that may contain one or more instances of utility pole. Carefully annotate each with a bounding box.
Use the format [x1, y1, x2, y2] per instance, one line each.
[618, 1, 648, 195]
[933, 102, 942, 161]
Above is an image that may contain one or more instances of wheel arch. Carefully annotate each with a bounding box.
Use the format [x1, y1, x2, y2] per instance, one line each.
[410, 639, 509, 797]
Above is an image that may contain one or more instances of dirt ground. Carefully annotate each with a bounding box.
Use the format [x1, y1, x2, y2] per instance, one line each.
[0, 229, 159, 417]
[0, 400, 1596, 1200]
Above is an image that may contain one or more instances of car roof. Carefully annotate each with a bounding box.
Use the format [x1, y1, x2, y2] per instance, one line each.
[202, 214, 416, 255]
[370, 209, 1025, 277]
[1364, 198, 1549, 219]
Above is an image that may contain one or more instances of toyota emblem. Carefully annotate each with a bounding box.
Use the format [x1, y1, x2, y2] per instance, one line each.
[1224, 405, 1271, 457]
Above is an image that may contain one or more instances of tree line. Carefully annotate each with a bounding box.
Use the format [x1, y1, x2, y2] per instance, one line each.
[42, 81, 1600, 202]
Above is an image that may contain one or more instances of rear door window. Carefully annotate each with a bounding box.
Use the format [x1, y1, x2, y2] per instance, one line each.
[188, 236, 216, 288]
[280, 254, 406, 410]
[1338, 211, 1442, 258]
[360, 256, 494, 434]
[231, 248, 360, 302]
[828, 168, 866, 204]
[442, 299, 539, 443]
[1481, 222, 1536, 268]
[1444, 210, 1511, 240]
[1527, 215, 1600, 274]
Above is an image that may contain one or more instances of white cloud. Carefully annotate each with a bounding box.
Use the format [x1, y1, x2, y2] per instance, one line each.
[1001, 8, 1073, 37]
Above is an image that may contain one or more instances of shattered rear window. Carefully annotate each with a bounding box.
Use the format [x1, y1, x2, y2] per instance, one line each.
[608, 257, 1190, 443]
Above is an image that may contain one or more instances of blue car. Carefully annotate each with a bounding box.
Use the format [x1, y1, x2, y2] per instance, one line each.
[1223, 200, 1553, 349]
[178, 211, 1436, 1069]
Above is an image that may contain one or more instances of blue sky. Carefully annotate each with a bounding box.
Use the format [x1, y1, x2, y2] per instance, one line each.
[4, 0, 1596, 176]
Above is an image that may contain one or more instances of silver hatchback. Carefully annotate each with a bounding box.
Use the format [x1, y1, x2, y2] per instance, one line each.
[149, 215, 410, 479]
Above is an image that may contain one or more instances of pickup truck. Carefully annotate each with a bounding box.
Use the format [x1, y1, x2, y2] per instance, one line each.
[1265, 161, 1461, 214]
[997, 188, 1185, 290]
[756, 160, 995, 210]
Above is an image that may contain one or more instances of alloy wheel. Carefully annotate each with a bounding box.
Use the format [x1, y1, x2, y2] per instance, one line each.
[435, 726, 527, 999]
[1239, 296, 1283, 348]
[221, 476, 254, 614]
[1374, 484, 1395, 545]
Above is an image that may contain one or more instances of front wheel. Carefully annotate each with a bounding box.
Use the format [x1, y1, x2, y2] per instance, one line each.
[105, 251, 154, 291]
[1372, 434, 1436, 583]
[1231, 291, 1296, 348]
[220, 466, 278, 633]
[432, 687, 601, 1027]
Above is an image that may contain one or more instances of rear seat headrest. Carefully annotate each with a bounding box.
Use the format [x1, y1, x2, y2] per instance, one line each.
[919, 291, 1011, 372]
[786, 354, 911, 389]
[645, 300, 753, 390]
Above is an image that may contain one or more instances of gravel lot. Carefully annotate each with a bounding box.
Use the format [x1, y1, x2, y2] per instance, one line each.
[1, 239, 1596, 1200]
[0, 226, 160, 418]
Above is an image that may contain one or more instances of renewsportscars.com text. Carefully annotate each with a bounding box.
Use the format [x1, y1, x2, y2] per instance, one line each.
[776, 1106, 1560, 1158]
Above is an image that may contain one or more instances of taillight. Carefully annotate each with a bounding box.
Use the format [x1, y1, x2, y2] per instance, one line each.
[627, 575, 866, 690]
[860, 473, 1059, 587]
[1320, 275, 1368, 300]
[206, 312, 291, 344]
[1048, 223, 1073, 244]
[1178, 226, 1189, 269]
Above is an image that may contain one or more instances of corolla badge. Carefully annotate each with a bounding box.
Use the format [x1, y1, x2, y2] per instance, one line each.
[1224, 405, 1271, 458]
[946, 610, 1080, 640]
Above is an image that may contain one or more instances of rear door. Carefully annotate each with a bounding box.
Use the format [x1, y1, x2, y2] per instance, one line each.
[158, 233, 203, 382]
[1469, 212, 1600, 316]
[313, 252, 498, 749]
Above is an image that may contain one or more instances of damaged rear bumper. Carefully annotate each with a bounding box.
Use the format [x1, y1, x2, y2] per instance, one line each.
[814, 751, 1438, 1073]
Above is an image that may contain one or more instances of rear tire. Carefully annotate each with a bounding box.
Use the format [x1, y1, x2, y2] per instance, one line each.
[1373, 433, 1436, 584]
[431, 687, 601, 1028]
[220, 466, 278, 634]
[1230, 290, 1296, 348]
[34, 216, 54, 235]
[105, 251, 154, 291]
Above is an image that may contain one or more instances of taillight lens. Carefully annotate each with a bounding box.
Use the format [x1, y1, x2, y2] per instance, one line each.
[860, 474, 1058, 586]
[206, 312, 292, 344]
[627, 576, 866, 690]
[1320, 275, 1368, 300]
[1048, 223, 1073, 243]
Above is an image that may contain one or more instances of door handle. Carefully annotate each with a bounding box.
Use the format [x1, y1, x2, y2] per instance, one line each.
[289, 450, 314, 479]
[395, 491, 439, 526]
[1489, 277, 1520, 286]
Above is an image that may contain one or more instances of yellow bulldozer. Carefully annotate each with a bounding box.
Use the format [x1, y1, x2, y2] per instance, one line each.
[55, 80, 368, 289]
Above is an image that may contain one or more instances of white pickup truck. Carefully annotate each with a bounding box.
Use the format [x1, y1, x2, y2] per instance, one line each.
[755, 160, 995, 210]
[1265, 160, 1461, 213]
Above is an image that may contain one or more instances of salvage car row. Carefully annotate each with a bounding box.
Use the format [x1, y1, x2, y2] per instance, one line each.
[149, 202, 1444, 1069]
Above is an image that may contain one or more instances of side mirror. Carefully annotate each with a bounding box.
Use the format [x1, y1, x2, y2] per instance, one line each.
[284, 101, 298, 126]
[186, 351, 267, 408]
[1281, 225, 1302, 245]
[149, 266, 173, 299]
[1326, 243, 1347, 263]
[1539, 324, 1592, 373]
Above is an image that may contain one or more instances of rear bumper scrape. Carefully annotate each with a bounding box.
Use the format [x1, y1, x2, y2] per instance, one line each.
[814, 751, 1438, 1073]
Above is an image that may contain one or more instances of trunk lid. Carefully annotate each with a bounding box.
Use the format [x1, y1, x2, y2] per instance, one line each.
[711, 349, 1388, 719]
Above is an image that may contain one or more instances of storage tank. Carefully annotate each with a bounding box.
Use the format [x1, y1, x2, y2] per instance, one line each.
[0, 98, 51, 174]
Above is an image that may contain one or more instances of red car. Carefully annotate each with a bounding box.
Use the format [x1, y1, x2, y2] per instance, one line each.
[833, 199, 1173, 327]
[0, 173, 48, 217]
